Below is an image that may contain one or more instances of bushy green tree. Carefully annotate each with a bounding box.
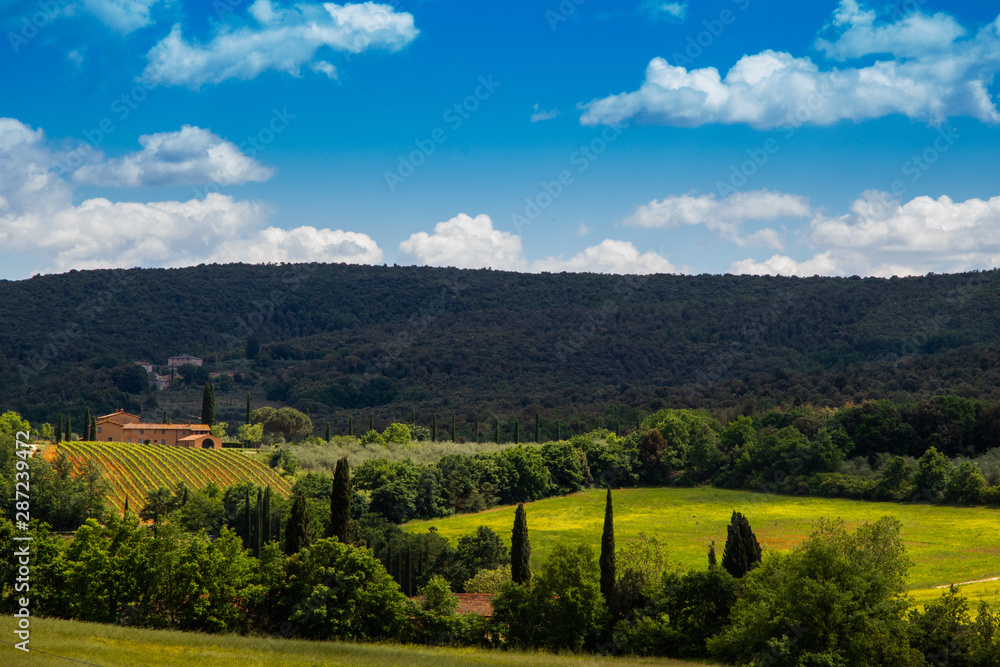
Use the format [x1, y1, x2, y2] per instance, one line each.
[915, 446, 951, 501]
[708, 517, 920, 667]
[944, 461, 989, 504]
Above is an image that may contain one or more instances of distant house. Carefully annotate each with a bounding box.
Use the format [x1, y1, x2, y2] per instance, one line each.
[151, 375, 170, 391]
[135, 361, 154, 374]
[94, 410, 221, 449]
[167, 354, 203, 370]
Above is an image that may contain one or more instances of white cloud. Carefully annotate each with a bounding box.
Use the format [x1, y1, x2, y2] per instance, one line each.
[624, 189, 810, 248]
[804, 190, 1000, 276]
[532, 239, 678, 274]
[581, 3, 1000, 128]
[530, 104, 560, 123]
[398, 213, 527, 271]
[576, 222, 591, 236]
[816, 0, 966, 60]
[71, 125, 275, 187]
[82, 0, 164, 33]
[640, 1, 687, 22]
[0, 117, 381, 275]
[730, 252, 838, 277]
[143, 1, 419, 87]
[209, 226, 383, 264]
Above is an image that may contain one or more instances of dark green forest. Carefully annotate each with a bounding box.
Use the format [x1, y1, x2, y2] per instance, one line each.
[3, 263, 1000, 431]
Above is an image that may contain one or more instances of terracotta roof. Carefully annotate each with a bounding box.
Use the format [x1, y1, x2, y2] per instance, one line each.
[177, 434, 216, 442]
[96, 410, 141, 426]
[122, 423, 210, 431]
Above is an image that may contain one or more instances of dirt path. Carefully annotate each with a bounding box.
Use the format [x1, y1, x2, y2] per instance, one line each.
[935, 576, 1000, 589]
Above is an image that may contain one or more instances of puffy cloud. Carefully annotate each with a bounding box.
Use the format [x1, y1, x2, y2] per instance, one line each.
[398, 213, 527, 271]
[729, 252, 838, 277]
[804, 190, 1000, 276]
[816, 0, 966, 60]
[71, 125, 275, 187]
[208, 226, 383, 264]
[532, 239, 679, 274]
[143, 1, 419, 87]
[82, 0, 164, 33]
[530, 104, 560, 122]
[580, 3, 1000, 128]
[624, 189, 810, 248]
[0, 117, 381, 275]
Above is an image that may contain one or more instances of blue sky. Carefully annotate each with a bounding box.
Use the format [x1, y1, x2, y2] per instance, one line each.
[1, 0, 999, 279]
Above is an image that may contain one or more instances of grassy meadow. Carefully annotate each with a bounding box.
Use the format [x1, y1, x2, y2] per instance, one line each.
[0, 617, 712, 667]
[406, 486, 1000, 607]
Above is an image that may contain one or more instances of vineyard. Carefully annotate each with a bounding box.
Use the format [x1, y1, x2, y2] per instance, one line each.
[54, 441, 293, 514]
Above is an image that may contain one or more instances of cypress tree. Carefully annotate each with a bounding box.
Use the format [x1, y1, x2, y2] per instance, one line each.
[201, 382, 216, 426]
[511, 503, 531, 585]
[56, 414, 62, 444]
[91, 416, 97, 442]
[410, 407, 416, 424]
[721, 511, 762, 578]
[65, 415, 71, 441]
[245, 392, 251, 424]
[600, 487, 616, 600]
[535, 412, 540, 443]
[325, 423, 331, 442]
[708, 540, 718, 568]
[327, 457, 352, 544]
[243, 489, 251, 548]
[83, 407, 91, 440]
[124, 496, 129, 516]
[285, 493, 310, 555]
[432, 414, 437, 442]
[254, 488, 263, 558]
[162, 409, 167, 424]
[263, 486, 272, 544]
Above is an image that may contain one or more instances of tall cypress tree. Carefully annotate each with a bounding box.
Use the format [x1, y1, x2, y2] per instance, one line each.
[90, 416, 97, 442]
[600, 487, 616, 601]
[245, 392, 251, 424]
[708, 540, 718, 568]
[83, 407, 91, 441]
[325, 423, 331, 442]
[56, 414, 62, 444]
[285, 493, 310, 555]
[243, 489, 251, 548]
[65, 415, 71, 442]
[410, 407, 416, 424]
[327, 457, 352, 544]
[721, 511, 762, 578]
[511, 503, 531, 585]
[254, 488, 263, 558]
[201, 382, 216, 426]
[124, 496, 129, 516]
[162, 409, 167, 424]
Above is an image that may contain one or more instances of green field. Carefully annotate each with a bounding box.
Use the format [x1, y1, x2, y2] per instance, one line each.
[406, 487, 1000, 607]
[0, 617, 710, 666]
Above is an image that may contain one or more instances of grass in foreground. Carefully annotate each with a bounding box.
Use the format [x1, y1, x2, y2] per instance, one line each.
[406, 486, 1000, 607]
[0, 616, 711, 667]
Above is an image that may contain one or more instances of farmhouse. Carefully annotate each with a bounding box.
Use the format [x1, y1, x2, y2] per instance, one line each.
[95, 410, 222, 449]
[167, 353, 203, 370]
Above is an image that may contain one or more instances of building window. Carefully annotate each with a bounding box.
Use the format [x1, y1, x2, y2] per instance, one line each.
[161, 439, 166, 445]
[140, 429, 144, 435]
[97, 427, 102, 433]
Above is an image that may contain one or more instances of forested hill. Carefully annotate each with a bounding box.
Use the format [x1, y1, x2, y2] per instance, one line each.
[3, 263, 1000, 429]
